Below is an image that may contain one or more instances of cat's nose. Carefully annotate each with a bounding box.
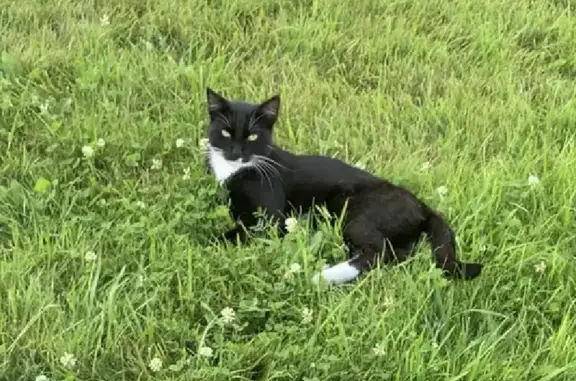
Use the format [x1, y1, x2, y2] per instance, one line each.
[226, 149, 241, 161]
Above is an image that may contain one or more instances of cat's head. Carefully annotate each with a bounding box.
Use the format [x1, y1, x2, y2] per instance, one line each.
[205, 88, 280, 162]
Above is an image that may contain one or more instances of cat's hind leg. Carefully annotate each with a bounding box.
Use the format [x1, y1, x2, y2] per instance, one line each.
[311, 218, 408, 285]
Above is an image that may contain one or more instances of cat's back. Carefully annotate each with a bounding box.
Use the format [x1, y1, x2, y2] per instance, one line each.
[290, 153, 381, 186]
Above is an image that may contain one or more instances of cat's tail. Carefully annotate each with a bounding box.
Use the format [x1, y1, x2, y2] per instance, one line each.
[424, 210, 483, 280]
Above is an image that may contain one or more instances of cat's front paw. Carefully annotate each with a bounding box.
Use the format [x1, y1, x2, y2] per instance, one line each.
[311, 263, 359, 286]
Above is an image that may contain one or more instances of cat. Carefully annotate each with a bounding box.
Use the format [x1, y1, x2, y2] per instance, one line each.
[203, 88, 483, 285]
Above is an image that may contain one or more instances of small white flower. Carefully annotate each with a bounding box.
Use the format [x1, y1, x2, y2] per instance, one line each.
[100, 14, 110, 26]
[35, 375, 49, 381]
[220, 307, 236, 324]
[528, 175, 540, 186]
[285, 217, 298, 233]
[84, 250, 97, 262]
[39, 102, 49, 115]
[151, 158, 162, 170]
[289, 263, 302, 273]
[148, 357, 162, 372]
[82, 145, 94, 158]
[175, 138, 185, 148]
[135, 201, 146, 209]
[354, 161, 367, 170]
[373, 343, 386, 356]
[301, 307, 313, 324]
[534, 261, 546, 273]
[183, 167, 191, 180]
[436, 185, 448, 197]
[198, 346, 213, 358]
[421, 161, 432, 171]
[59, 352, 77, 369]
[96, 138, 106, 147]
[382, 295, 395, 308]
[284, 262, 302, 279]
[144, 40, 155, 51]
[199, 138, 209, 150]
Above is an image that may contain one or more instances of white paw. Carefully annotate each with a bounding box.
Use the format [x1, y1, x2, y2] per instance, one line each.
[311, 262, 360, 286]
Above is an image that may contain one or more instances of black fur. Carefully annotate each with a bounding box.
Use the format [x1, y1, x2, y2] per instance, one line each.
[204, 88, 483, 282]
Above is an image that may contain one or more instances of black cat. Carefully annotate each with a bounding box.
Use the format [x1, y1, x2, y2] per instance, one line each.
[203, 88, 483, 285]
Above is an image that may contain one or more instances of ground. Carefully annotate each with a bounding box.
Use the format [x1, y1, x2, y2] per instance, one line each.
[1, 0, 576, 380]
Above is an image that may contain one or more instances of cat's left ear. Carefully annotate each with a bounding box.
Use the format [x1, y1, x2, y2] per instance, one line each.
[206, 87, 228, 115]
[256, 94, 280, 125]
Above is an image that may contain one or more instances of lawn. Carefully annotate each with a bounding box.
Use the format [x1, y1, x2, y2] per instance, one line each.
[1, 0, 576, 380]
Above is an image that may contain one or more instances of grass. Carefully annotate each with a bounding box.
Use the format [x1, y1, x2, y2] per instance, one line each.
[1, 0, 576, 379]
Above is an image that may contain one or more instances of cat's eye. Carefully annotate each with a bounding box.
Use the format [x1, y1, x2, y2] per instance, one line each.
[247, 134, 258, 142]
[221, 130, 231, 138]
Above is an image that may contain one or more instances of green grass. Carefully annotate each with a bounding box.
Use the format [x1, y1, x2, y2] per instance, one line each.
[1, 0, 576, 379]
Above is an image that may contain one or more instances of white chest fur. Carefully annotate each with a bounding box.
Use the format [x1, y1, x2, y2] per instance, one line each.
[208, 148, 253, 183]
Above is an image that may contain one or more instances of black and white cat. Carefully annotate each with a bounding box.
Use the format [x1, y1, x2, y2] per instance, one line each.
[204, 88, 483, 285]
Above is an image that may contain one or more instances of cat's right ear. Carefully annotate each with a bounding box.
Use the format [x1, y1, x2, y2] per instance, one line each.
[206, 88, 228, 115]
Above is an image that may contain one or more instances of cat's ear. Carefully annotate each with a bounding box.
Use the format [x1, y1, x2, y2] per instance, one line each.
[206, 87, 228, 115]
[255, 94, 280, 125]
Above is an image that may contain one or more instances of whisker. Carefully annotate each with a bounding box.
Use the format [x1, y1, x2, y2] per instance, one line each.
[256, 159, 284, 185]
[254, 155, 291, 172]
[256, 157, 284, 180]
[248, 112, 267, 131]
[216, 112, 231, 128]
[254, 161, 273, 189]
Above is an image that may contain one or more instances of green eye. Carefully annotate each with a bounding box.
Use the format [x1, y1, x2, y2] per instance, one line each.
[247, 134, 258, 142]
[221, 130, 231, 138]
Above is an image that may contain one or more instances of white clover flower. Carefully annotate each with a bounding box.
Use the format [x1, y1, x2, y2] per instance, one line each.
[35, 375, 49, 381]
[96, 138, 105, 148]
[175, 138, 185, 148]
[199, 138, 209, 150]
[301, 307, 313, 324]
[372, 343, 386, 356]
[534, 261, 546, 273]
[198, 346, 213, 358]
[528, 175, 540, 186]
[151, 158, 162, 170]
[59, 352, 77, 369]
[220, 307, 236, 324]
[40, 102, 49, 115]
[436, 185, 448, 197]
[183, 167, 191, 180]
[382, 295, 395, 308]
[289, 263, 302, 273]
[285, 217, 298, 233]
[421, 161, 432, 171]
[284, 262, 302, 279]
[100, 14, 110, 26]
[148, 357, 162, 372]
[84, 250, 97, 262]
[82, 145, 94, 158]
